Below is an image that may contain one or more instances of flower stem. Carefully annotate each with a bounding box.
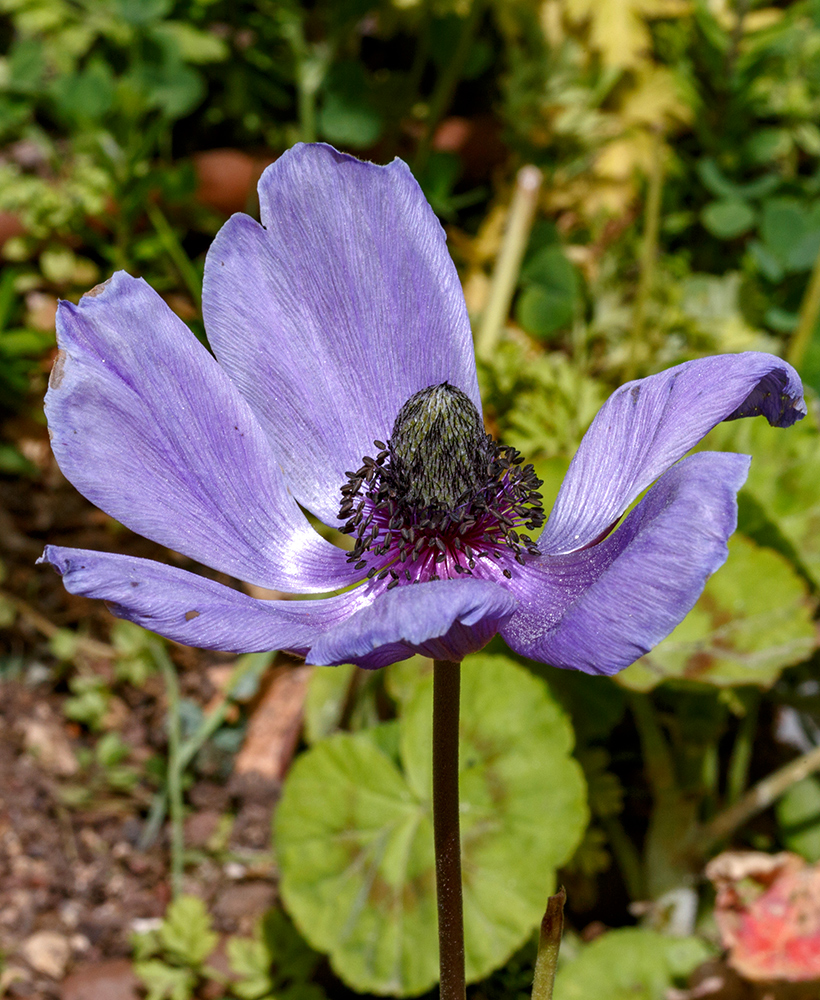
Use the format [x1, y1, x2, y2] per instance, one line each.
[531, 886, 566, 1000]
[432, 658, 465, 1000]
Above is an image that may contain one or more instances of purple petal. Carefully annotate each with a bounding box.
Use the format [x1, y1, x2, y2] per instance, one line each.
[39, 546, 368, 653]
[540, 353, 804, 555]
[202, 143, 479, 525]
[48, 273, 356, 593]
[501, 452, 750, 675]
[306, 579, 517, 669]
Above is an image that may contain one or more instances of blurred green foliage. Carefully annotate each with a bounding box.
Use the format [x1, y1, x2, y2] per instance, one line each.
[278, 654, 587, 994]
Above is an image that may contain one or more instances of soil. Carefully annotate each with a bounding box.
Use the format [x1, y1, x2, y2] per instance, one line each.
[0, 434, 288, 998]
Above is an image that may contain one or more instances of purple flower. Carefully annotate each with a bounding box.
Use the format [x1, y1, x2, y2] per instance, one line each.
[39, 144, 806, 676]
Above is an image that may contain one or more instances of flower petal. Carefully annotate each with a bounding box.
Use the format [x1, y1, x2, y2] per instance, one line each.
[39, 546, 369, 653]
[48, 272, 356, 592]
[540, 353, 804, 555]
[306, 579, 518, 669]
[501, 452, 750, 675]
[202, 143, 479, 525]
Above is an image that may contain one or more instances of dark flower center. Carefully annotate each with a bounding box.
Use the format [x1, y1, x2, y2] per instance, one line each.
[338, 383, 545, 590]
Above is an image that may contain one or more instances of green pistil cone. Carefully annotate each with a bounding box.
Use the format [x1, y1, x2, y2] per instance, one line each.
[390, 383, 489, 509]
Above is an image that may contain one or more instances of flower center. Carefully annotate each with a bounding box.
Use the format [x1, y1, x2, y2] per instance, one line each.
[339, 383, 545, 590]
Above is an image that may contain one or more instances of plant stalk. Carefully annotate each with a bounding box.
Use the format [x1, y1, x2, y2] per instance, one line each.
[139, 651, 274, 850]
[432, 659, 465, 1000]
[788, 237, 820, 370]
[475, 165, 543, 361]
[145, 202, 202, 311]
[726, 692, 760, 806]
[154, 642, 185, 897]
[413, 0, 485, 174]
[629, 130, 664, 379]
[700, 741, 820, 851]
[531, 886, 566, 1000]
[628, 691, 675, 797]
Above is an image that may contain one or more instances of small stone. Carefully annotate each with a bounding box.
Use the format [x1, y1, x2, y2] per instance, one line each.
[19, 717, 77, 776]
[129, 917, 162, 935]
[223, 861, 246, 880]
[21, 930, 71, 979]
[184, 810, 222, 848]
[60, 959, 139, 1000]
[213, 881, 275, 932]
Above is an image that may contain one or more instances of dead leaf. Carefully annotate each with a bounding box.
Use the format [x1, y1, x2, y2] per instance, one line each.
[707, 851, 820, 982]
[233, 665, 312, 782]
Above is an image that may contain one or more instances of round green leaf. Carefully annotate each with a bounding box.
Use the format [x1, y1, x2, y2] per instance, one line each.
[319, 93, 382, 149]
[516, 285, 574, 339]
[760, 198, 807, 268]
[276, 654, 587, 996]
[554, 928, 712, 1000]
[700, 199, 756, 239]
[746, 127, 793, 165]
[787, 227, 820, 273]
[517, 246, 579, 338]
[303, 663, 356, 744]
[707, 417, 820, 590]
[618, 534, 816, 691]
[516, 245, 578, 337]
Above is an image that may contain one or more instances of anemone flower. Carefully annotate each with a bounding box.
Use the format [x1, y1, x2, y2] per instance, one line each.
[40, 143, 806, 1000]
[39, 143, 805, 676]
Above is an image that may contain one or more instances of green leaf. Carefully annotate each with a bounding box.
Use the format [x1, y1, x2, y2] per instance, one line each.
[158, 895, 218, 966]
[50, 60, 114, 124]
[696, 159, 779, 201]
[748, 239, 785, 283]
[276, 654, 587, 996]
[134, 960, 197, 1000]
[319, 92, 382, 148]
[123, 60, 205, 119]
[318, 62, 382, 149]
[517, 246, 579, 338]
[554, 928, 712, 1000]
[7, 39, 46, 95]
[746, 127, 793, 164]
[787, 227, 820, 272]
[760, 198, 808, 270]
[709, 416, 820, 590]
[764, 306, 799, 333]
[227, 935, 273, 999]
[617, 534, 816, 691]
[516, 285, 574, 338]
[113, 0, 173, 24]
[384, 655, 433, 709]
[153, 22, 229, 64]
[95, 731, 130, 768]
[700, 199, 756, 239]
[776, 776, 820, 862]
[303, 663, 356, 744]
[259, 908, 320, 985]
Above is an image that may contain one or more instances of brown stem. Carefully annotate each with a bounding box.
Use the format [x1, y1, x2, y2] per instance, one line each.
[433, 658, 465, 1000]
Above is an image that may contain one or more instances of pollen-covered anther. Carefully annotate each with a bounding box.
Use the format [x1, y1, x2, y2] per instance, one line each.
[338, 382, 545, 588]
